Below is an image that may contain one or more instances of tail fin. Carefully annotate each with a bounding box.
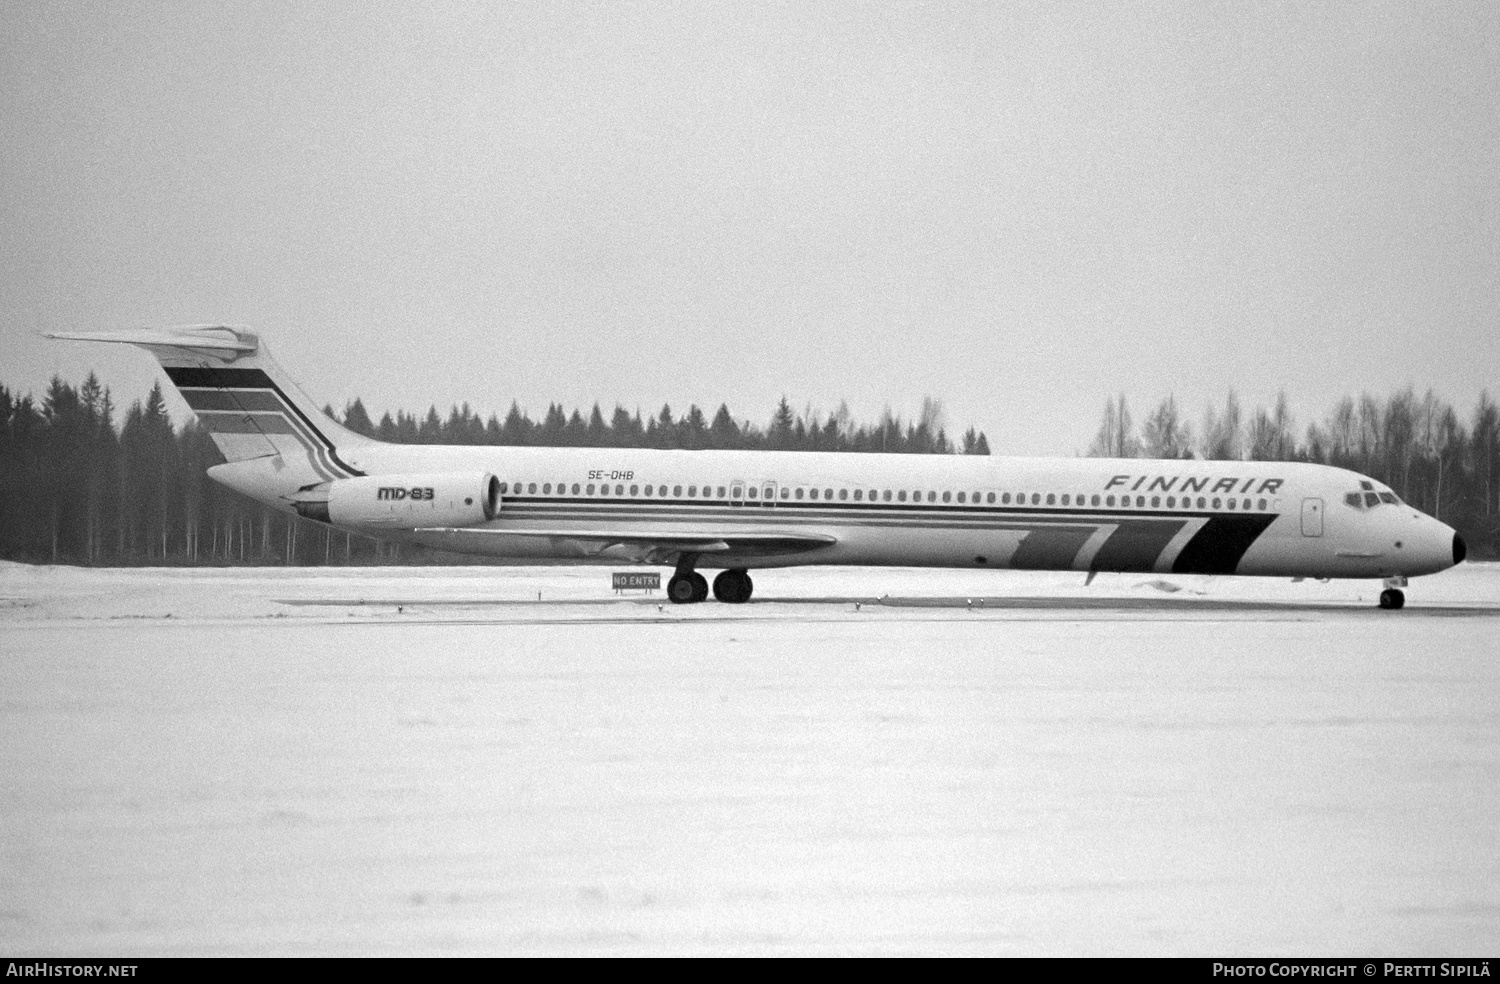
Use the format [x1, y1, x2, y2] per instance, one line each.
[46, 325, 370, 481]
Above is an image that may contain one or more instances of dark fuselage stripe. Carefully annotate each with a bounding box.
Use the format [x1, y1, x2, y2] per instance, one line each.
[1171, 514, 1277, 575]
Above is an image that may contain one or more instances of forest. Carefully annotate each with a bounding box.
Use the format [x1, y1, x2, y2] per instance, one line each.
[1, 373, 1495, 565]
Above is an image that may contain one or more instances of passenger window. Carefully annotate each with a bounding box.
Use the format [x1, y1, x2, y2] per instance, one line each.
[1212, 497, 1221, 509]
[1196, 496, 1205, 509]
[643, 485, 652, 496]
[839, 489, 848, 500]
[572, 483, 580, 494]
[782, 488, 790, 499]
[717, 486, 727, 498]
[1166, 496, 1175, 508]
[586, 483, 594, 494]
[898, 491, 907, 502]
[987, 492, 996, 503]
[731, 485, 742, 498]
[883, 490, 892, 501]
[1258, 498, 1267, 510]
[616, 484, 625, 495]
[957, 492, 966, 503]
[1151, 496, 1160, 507]
[600, 485, 610, 496]
[630, 484, 639, 496]
[925, 491, 934, 502]
[942, 491, 951, 503]
[1227, 498, 1236, 510]
[853, 490, 863, 501]
[810, 488, 819, 500]
[498, 482, 508, 493]
[528, 483, 537, 494]
[1091, 494, 1100, 506]
[747, 487, 757, 499]
[1106, 495, 1115, 507]
[1046, 493, 1056, 505]
[673, 485, 682, 497]
[687, 486, 696, 497]
[795, 488, 804, 499]
[825, 489, 833, 499]
[1002, 493, 1011, 504]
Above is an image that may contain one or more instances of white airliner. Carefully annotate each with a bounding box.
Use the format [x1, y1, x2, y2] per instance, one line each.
[50, 325, 1466, 609]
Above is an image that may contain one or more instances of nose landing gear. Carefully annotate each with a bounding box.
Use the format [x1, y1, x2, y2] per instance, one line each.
[1378, 576, 1407, 610]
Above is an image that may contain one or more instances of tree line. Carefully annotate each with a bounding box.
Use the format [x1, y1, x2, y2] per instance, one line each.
[1087, 390, 1499, 557]
[0, 376, 988, 566]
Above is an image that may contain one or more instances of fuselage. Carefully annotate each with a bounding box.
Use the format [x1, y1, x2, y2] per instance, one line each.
[219, 440, 1463, 580]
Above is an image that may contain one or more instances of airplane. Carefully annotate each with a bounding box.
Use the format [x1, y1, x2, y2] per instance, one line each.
[48, 325, 1466, 610]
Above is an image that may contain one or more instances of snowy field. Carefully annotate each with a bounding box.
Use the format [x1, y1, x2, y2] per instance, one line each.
[2, 560, 1497, 956]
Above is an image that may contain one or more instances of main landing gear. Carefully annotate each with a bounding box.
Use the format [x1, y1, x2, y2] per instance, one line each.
[665, 558, 753, 604]
[1378, 576, 1407, 610]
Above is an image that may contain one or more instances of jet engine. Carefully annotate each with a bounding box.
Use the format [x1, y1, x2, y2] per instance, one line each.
[293, 472, 500, 529]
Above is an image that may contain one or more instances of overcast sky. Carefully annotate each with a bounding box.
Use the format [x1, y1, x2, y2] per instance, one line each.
[4, 1, 1497, 455]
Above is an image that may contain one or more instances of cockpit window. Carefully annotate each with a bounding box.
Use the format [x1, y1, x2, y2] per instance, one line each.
[1359, 480, 1374, 491]
[1347, 487, 1401, 509]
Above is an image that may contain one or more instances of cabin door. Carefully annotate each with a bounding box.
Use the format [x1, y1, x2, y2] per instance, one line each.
[758, 482, 777, 508]
[1301, 497, 1324, 537]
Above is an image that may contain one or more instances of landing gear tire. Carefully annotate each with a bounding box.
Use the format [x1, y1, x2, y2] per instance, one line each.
[1379, 588, 1405, 610]
[668, 574, 697, 604]
[713, 569, 754, 604]
[668, 572, 710, 604]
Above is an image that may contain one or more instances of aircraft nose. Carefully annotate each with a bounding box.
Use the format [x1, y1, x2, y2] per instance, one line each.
[1454, 532, 1467, 566]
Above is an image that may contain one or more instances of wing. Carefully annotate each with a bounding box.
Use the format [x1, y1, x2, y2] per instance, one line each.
[411, 526, 836, 564]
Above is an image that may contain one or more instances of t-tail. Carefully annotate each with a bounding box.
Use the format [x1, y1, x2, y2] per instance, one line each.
[46, 325, 370, 503]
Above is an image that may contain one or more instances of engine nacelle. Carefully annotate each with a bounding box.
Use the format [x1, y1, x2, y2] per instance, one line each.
[295, 473, 500, 529]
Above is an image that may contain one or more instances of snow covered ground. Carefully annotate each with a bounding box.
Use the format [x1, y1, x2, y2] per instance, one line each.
[2, 561, 1497, 955]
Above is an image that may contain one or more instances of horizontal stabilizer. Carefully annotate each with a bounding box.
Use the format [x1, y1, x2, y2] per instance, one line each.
[45, 325, 258, 356]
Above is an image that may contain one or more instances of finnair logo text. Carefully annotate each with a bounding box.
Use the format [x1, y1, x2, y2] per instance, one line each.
[1106, 475, 1284, 495]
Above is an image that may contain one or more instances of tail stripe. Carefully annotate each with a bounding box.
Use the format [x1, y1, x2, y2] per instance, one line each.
[164, 366, 364, 478]
[180, 390, 286, 413]
[191, 412, 300, 436]
[164, 367, 275, 388]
